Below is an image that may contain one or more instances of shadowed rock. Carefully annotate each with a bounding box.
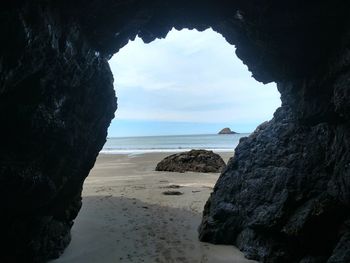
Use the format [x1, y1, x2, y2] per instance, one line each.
[199, 106, 350, 262]
[1, 1, 350, 262]
[156, 150, 226, 173]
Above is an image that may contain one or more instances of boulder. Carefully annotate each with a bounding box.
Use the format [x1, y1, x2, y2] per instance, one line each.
[156, 150, 226, 173]
[218, 128, 237, 134]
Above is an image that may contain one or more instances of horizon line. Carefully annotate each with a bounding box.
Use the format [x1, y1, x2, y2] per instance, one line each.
[107, 132, 252, 139]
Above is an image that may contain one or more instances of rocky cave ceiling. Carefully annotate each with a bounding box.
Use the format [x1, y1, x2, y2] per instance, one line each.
[1, 0, 350, 262]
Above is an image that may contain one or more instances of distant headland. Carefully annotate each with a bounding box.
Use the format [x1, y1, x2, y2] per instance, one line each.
[218, 127, 238, 134]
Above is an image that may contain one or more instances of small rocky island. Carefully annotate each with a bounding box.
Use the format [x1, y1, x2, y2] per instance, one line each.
[156, 150, 226, 173]
[218, 127, 237, 134]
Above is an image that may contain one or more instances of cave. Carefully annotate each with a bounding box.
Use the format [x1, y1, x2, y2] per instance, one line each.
[1, 1, 350, 262]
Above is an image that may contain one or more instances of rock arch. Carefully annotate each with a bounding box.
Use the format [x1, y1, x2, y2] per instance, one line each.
[1, 1, 349, 262]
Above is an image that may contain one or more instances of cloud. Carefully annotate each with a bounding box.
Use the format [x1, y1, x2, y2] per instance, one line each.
[109, 28, 281, 126]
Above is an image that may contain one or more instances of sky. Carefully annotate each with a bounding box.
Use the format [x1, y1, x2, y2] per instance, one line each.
[108, 28, 281, 137]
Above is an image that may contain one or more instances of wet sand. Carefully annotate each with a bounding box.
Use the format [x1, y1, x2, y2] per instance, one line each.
[52, 152, 256, 263]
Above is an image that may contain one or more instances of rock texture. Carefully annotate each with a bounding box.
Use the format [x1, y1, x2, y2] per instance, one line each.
[218, 128, 237, 134]
[1, 0, 350, 262]
[199, 106, 350, 262]
[156, 150, 226, 173]
[0, 2, 117, 262]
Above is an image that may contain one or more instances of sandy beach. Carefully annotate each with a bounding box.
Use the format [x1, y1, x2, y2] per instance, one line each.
[52, 152, 256, 263]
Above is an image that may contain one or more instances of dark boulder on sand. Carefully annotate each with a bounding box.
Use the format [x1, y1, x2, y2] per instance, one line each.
[156, 150, 226, 173]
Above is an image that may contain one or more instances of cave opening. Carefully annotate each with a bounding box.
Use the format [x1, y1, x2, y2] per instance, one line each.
[3, 1, 350, 262]
[52, 28, 281, 262]
[108, 27, 281, 139]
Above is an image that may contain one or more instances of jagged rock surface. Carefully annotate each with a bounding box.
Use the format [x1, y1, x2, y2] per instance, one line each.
[0, 2, 117, 262]
[1, 0, 350, 262]
[156, 150, 226, 173]
[200, 105, 350, 262]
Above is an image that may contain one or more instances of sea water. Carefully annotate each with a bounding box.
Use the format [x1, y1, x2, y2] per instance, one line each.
[101, 133, 250, 154]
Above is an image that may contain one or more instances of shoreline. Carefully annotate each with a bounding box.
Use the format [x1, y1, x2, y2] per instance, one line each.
[99, 148, 235, 155]
[52, 152, 255, 263]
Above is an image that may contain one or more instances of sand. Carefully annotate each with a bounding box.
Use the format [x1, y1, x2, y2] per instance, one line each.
[52, 152, 256, 263]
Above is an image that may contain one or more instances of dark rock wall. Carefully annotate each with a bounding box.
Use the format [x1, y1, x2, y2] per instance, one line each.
[199, 106, 350, 262]
[199, 13, 350, 261]
[0, 2, 116, 262]
[1, 0, 350, 262]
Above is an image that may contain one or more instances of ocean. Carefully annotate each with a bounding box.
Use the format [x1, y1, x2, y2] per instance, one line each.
[101, 133, 250, 154]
